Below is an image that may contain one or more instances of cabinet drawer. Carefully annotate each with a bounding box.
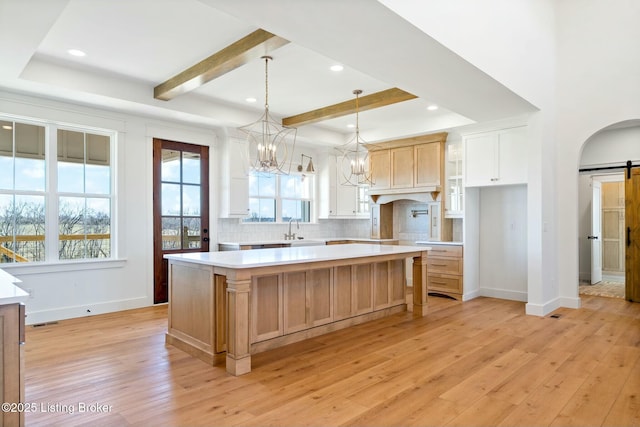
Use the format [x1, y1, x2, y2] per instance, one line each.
[427, 257, 462, 275]
[427, 245, 462, 258]
[428, 273, 462, 294]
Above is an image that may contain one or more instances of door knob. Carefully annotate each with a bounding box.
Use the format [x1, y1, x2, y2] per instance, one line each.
[587, 235, 598, 240]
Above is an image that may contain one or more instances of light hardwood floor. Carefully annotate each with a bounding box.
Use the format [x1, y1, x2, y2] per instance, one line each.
[24, 295, 640, 427]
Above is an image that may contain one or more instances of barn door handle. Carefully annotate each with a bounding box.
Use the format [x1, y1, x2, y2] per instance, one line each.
[628, 227, 631, 247]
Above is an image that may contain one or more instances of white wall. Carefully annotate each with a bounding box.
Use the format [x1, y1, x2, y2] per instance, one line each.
[478, 185, 528, 301]
[555, 0, 640, 306]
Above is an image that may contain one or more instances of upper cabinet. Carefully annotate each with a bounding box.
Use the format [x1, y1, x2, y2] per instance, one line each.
[319, 153, 369, 219]
[367, 132, 447, 199]
[445, 140, 464, 218]
[464, 126, 528, 187]
[219, 136, 250, 218]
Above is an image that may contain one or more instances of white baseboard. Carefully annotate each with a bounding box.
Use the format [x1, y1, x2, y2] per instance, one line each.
[479, 287, 528, 302]
[462, 289, 480, 301]
[25, 297, 151, 325]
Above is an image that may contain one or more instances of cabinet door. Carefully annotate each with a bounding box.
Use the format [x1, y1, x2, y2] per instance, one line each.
[309, 268, 333, 326]
[496, 127, 527, 185]
[224, 138, 250, 216]
[283, 271, 309, 334]
[414, 142, 440, 188]
[333, 265, 354, 320]
[336, 184, 358, 216]
[464, 133, 497, 187]
[252, 274, 283, 342]
[369, 149, 390, 190]
[390, 146, 414, 188]
[0, 304, 22, 427]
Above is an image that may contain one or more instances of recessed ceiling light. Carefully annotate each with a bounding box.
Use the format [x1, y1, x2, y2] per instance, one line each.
[2, 125, 12, 130]
[245, 97, 257, 103]
[347, 123, 355, 128]
[330, 64, 344, 72]
[427, 105, 439, 111]
[67, 49, 86, 57]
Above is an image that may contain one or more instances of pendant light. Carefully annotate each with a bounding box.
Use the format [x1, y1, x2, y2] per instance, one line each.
[239, 55, 297, 174]
[338, 89, 373, 186]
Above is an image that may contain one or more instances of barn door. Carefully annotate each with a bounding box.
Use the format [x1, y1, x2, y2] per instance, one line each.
[625, 168, 640, 302]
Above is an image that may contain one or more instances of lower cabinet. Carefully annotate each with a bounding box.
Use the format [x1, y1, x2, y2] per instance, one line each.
[251, 260, 406, 343]
[0, 303, 25, 427]
[427, 245, 464, 299]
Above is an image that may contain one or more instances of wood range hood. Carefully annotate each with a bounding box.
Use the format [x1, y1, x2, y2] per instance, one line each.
[366, 132, 447, 205]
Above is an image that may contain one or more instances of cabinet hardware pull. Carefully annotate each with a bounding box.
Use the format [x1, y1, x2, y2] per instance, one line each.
[432, 264, 448, 267]
[627, 227, 631, 247]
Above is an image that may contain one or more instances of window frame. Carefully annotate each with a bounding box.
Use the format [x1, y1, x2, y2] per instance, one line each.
[244, 171, 314, 223]
[0, 115, 117, 265]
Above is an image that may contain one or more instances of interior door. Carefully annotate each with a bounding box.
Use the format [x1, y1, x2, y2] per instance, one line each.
[153, 138, 209, 304]
[625, 168, 640, 302]
[590, 180, 602, 284]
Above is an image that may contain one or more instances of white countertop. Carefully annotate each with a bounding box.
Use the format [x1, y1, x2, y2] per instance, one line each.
[415, 241, 463, 246]
[219, 237, 398, 247]
[166, 243, 430, 269]
[0, 269, 28, 305]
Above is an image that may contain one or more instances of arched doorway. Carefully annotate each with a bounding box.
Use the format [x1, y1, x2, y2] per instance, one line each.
[578, 120, 640, 302]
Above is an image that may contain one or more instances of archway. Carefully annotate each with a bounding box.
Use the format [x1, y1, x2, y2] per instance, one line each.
[578, 119, 640, 300]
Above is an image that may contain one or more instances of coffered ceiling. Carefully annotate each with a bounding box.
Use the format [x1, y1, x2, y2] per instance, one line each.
[0, 0, 537, 145]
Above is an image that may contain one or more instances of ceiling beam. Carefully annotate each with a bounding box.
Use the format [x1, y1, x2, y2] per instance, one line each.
[282, 88, 417, 127]
[154, 29, 289, 101]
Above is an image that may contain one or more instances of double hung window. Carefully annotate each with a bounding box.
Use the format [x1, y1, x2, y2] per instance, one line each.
[244, 172, 312, 223]
[0, 117, 114, 263]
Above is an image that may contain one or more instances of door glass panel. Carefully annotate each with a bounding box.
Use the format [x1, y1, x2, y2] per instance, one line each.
[182, 184, 201, 216]
[161, 149, 180, 182]
[183, 217, 201, 249]
[161, 183, 181, 216]
[182, 152, 200, 184]
[161, 217, 181, 250]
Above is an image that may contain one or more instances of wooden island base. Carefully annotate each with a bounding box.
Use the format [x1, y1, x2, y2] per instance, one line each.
[165, 245, 429, 375]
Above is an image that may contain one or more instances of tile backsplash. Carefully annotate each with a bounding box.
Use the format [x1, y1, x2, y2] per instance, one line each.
[216, 218, 370, 243]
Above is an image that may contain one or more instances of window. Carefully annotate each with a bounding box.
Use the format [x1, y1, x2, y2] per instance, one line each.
[244, 171, 312, 223]
[0, 117, 115, 263]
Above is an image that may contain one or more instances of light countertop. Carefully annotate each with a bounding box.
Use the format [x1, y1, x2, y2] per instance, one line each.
[0, 269, 28, 305]
[166, 243, 430, 269]
[415, 241, 463, 246]
[219, 237, 398, 247]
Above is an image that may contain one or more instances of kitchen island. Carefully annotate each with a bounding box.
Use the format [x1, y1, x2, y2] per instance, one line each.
[165, 244, 430, 375]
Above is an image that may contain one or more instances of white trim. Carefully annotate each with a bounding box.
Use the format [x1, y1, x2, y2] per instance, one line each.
[479, 287, 528, 302]
[24, 295, 148, 325]
[462, 289, 480, 301]
[1, 258, 126, 275]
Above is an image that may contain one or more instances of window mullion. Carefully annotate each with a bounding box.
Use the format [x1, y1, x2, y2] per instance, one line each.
[46, 124, 60, 262]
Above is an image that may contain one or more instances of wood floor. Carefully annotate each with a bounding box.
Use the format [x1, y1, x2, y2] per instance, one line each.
[24, 295, 640, 427]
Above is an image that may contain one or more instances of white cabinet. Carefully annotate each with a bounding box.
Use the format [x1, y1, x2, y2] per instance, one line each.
[219, 137, 250, 218]
[321, 153, 368, 218]
[445, 140, 464, 218]
[464, 126, 527, 187]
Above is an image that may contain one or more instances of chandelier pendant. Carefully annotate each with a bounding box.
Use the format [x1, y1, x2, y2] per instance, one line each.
[338, 89, 374, 186]
[239, 55, 297, 175]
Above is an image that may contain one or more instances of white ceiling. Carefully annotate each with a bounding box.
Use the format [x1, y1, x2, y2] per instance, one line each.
[0, 0, 537, 145]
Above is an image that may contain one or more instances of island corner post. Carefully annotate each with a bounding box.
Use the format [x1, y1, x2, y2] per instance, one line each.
[165, 245, 430, 376]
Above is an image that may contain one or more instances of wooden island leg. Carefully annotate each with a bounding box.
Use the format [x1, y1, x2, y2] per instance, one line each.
[226, 276, 252, 375]
[412, 252, 429, 317]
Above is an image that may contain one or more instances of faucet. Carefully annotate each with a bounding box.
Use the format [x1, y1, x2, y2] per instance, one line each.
[284, 218, 299, 240]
